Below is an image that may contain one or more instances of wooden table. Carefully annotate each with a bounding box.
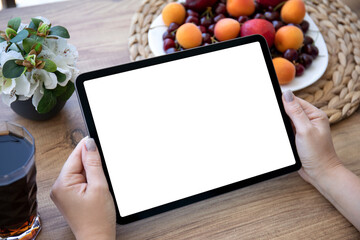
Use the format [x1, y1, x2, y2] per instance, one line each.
[1, 0, 359, 239]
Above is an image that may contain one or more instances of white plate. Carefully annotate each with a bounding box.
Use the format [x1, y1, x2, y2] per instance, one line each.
[148, 12, 328, 92]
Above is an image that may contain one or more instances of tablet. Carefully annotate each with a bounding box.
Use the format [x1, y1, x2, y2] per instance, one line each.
[76, 35, 301, 224]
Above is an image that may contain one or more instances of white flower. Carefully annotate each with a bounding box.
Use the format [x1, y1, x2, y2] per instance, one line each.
[0, 50, 24, 106]
[32, 86, 42, 109]
[1, 91, 16, 106]
[40, 38, 79, 86]
[0, 50, 23, 68]
[0, 16, 79, 110]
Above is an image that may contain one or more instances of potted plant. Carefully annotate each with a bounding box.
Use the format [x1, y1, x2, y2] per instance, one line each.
[0, 17, 79, 120]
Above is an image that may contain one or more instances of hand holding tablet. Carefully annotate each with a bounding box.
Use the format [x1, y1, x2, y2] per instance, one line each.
[75, 35, 301, 223]
[52, 37, 360, 233]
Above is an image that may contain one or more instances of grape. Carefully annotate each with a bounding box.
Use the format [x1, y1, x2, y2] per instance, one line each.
[268, 6, 274, 11]
[166, 47, 177, 54]
[168, 23, 180, 32]
[162, 30, 175, 40]
[295, 64, 305, 76]
[203, 43, 211, 46]
[272, 20, 285, 31]
[202, 33, 211, 44]
[207, 24, 215, 35]
[185, 16, 199, 25]
[300, 20, 309, 33]
[299, 53, 313, 69]
[238, 16, 249, 24]
[215, 3, 226, 15]
[219, 0, 226, 3]
[265, 11, 279, 21]
[303, 36, 314, 45]
[304, 44, 319, 58]
[254, 13, 265, 19]
[198, 25, 207, 33]
[187, 9, 199, 18]
[254, 1, 262, 12]
[271, 46, 282, 56]
[312, 46, 319, 58]
[163, 38, 176, 51]
[214, 14, 225, 23]
[174, 39, 179, 48]
[185, 0, 217, 12]
[287, 23, 302, 29]
[283, 49, 299, 62]
[200, 16, 213, 28]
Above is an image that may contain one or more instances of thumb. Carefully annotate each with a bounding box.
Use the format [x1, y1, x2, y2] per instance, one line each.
[282, 90, 311, 133]
[82, 137, 108, 189]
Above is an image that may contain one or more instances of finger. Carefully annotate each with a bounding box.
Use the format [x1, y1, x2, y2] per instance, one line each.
[282, 90, 311, 133]
[81, 138, 108, 189]
[59, 137, 88, 176]
[296, 97, 328, 122]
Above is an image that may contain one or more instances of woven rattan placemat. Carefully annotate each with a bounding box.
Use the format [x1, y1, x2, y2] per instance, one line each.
[128, 0, 360, 124]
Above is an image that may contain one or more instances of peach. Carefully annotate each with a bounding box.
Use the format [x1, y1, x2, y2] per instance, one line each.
[273, 57, 296, 85]
[162, 2, 186, 27]
[274, 25, 304, 52]
[214, 18, 241, 42]
[281, 0, 306, 24]
[226, 0, 255, 18]
[176, 23, 202, 49]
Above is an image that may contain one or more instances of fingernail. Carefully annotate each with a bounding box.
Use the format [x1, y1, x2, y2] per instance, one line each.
[85, 138, 96, 152]
[283, 90, 294, 102]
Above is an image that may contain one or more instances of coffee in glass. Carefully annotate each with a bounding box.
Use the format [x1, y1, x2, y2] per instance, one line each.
[0, 122, 41, 239]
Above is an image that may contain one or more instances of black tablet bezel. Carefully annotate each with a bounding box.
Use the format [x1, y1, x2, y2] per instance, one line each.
[75, 34, 301, 224]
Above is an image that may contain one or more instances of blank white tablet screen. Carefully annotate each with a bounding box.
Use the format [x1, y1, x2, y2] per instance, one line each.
[84, 42, 296, 217]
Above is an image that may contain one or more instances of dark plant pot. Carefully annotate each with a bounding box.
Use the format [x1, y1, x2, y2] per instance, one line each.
[10, 97, 66, 121]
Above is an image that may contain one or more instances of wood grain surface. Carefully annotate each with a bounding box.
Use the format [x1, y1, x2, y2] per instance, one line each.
[0, 0, 359, 239]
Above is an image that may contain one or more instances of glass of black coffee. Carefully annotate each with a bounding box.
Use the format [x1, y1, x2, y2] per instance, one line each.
[0, 122, 41, 239]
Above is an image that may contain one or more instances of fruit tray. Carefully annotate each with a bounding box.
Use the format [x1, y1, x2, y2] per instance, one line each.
[148, 9, 327, 92]
[128, 0, 360, 124]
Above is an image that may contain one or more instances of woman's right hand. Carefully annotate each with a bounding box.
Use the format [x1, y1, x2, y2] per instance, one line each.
[282, 90, 360, 231]
[282, 90, 342, 184]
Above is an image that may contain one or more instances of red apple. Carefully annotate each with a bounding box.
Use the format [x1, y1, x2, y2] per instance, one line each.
[256, 0, 286, 8]
[240, 19, 275, 47]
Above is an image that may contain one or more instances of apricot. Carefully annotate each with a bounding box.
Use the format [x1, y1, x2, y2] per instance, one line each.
[214, 18, 241, 42]
[273, 57, 296, 85]
[274, 26, 304, 52]
[226, 0, 255, 18]
[281, 0, 306, 24]
[162, 2, 186, 27]
[176, 23, 202, 49]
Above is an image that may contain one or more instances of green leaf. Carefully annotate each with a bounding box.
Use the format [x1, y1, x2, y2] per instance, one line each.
[49, 26, 70, 38]
[59, 81, 74, 101]
[10, 29, 28, 43]
[7, 17, 21, 31]
[5, 28, 17, 39]
[54, 70, 66, 83]
[29, 34, 44, 44]
[52, 84, 67, 97]
[34, 43, 42, 54]
[30, 18, 43, 30]
[37, 88, 57, 114]
[42, 59, 57, 72]
[25, 28, 37, 35]
[2, 60, 26, 78]
[22, 38, 37, 53]
[0, 37, 5, 43]
[28, 21, 36, 30]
